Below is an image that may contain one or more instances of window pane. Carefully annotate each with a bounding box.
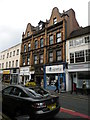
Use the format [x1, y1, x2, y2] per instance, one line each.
[70, 53, 74, 63]
[56, 50, 62, 61]
[75, 51, 84, 63]
[56, 33, 61, 43]
[40, 38, 43, 47]
[34, 55, 37, 64]
[49, 52, 53, 62]
[40, 54, 43, 63]
[49, 35, 53, 45]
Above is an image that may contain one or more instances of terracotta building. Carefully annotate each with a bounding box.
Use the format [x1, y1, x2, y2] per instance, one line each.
[20, 7, 79, 90]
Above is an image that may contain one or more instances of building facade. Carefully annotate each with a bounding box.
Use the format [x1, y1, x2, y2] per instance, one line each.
[0, 43, 21, 83]
[20, 7, 79, 89]
[66, 26, 90, 92]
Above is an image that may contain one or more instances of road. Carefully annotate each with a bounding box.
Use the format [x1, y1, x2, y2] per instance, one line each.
[0, 83, 90, 120]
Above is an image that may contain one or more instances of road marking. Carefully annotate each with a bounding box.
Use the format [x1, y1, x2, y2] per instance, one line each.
[60, 107, 90, 120]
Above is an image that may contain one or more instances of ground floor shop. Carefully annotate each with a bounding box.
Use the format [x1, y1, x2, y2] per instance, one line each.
[20, 66, 34, 85]
[2, 68, 19, 84]
[44, 64, 66, 91]
[66, 63, 90, 93]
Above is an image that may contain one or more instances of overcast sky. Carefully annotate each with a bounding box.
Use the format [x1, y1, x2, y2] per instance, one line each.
[0, 0, 89, 52]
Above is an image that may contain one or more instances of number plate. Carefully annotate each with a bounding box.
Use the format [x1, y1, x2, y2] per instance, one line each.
[47, 103, 56, 110]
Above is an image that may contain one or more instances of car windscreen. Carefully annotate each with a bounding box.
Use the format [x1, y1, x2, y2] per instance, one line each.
[25, 87, 49, 97]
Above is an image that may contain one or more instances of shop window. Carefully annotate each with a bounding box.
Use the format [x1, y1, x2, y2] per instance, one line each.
[40, 54, 43, 63]
[86, 49, 90, 61]
[49, 52, 53, 62]
[49, 35, 53, 45]
[77, 72, 90, 89]
[56, 32, 61, 43]
[35, 40, 38, 49]
[34, 55, 37, 64]
[75, 50, 84, 63]
[40, 38, 44, 48]
[70, 53, 74, 63]
[56, 50, 62, 61]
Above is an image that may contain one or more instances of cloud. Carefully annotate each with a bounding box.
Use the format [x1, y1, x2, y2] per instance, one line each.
[0, 26, 22, 51]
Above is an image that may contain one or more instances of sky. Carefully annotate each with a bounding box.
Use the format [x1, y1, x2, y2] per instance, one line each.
[0, 0, 89, 52]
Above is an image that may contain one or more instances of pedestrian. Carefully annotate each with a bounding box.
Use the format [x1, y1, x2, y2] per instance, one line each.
[10, 78, 12, 84]
[54, 80, 59, 93]
[82, 80, 87, 95]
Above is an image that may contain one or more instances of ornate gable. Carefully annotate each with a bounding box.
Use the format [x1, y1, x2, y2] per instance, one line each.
[24, 23, 33, 38]
[48, 7, 62, 27]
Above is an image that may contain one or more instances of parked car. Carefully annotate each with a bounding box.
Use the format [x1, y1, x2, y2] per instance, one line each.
[2, 85, 60, 120]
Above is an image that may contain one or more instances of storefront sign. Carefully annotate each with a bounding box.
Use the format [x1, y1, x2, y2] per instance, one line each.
[46, 65, 63, 74]
[20, 67, 30, 75]
[3, 70, 10, 74]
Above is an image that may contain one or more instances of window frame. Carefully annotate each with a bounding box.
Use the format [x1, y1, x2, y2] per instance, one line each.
[56, 32, 61, 43]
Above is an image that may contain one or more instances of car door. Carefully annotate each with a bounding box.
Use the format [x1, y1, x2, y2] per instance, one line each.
[2, 86, 13, 112]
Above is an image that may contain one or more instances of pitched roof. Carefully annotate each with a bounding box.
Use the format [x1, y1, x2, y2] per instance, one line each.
[68, 26, 90, 39]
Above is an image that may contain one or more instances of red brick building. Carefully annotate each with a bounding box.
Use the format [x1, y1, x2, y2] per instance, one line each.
[20, 7, 79, 89]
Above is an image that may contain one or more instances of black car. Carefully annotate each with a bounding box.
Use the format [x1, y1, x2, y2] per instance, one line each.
[2, 85, 60, 120]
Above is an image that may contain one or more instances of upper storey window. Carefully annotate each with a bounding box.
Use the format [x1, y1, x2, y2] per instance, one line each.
[56, 32, 61, 43]
[24, 44, 26, 52]
[53, 17, 57, 25]
[49, 35, 53, 45]
[40, 38, 44, 47]
[28, 43, 31, 51]
[85, 36, 90, 43]
[35, 40, 38, 49]
[27, 32, 30, 37]
[39, 23, 42, 30]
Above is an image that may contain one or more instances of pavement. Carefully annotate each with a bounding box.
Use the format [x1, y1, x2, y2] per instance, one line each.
[48, 90, 89, 100]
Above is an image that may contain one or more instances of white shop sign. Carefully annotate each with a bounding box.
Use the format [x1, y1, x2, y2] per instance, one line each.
[46, 65, 63, 74]
[20, 67, 30, 75]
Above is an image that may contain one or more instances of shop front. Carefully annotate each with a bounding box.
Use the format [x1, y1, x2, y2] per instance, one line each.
[34, 65, 44, 87]
[11, 68, 19, 84]
[3, 70, 10, 83]
[68, 63, 90, 93]
[44, 64, 66, 91]
[20, 66, 34, 85]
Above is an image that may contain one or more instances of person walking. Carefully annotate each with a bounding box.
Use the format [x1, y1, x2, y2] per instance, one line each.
[82, 80, 87, 95]
[10, 78, 12, 84]
[54, 80, 59, 93]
